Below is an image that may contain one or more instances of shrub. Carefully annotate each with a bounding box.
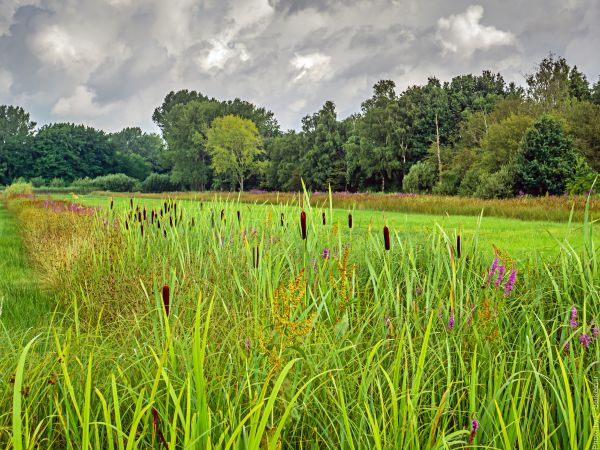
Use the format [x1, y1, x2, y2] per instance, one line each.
[474, 167, 515, 199]
[458, 168, 484, 197]
[141, 173, 179, 193]
[30, 176, 46, 188]
[433, 171, 460, 195]
[402, 161, 438, 194]
[93, 173, 138, 192]
[49, 178, 67, 188]
[3, 180, 33, 198]
[567, 156, 598, 195]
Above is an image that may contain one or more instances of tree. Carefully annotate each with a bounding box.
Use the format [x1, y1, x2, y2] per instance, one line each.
[568, 66, 591, 101]
[526, 53, 571, 111]
[109, 127, 166, 174]
[206, 115, 263, 192]
[562, 101, 600, 171]
[0, 105, 36, 184]
[515, 115, 577, 195]
[591, 77, 600, 105]
[265, 131, 303, 191]
[478, 114, 535, 171]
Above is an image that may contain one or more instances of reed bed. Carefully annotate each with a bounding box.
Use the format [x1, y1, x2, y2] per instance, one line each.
[0, 191, 598, 449]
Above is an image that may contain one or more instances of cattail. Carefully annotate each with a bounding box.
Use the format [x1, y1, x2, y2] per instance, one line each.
[456, 234, 461, 258]
[253, 246, 260, 268]
[280, 212, 284, 227]
[162, 285, 170, 316]
[163, 201, 167, 212]
[210, 210, 215, 228]
[130, 197, 133, 209]
[125, 220, 129, 231]
[348, 213, 353, 229]
[237, 210, 241, 223]
[191, 217, 195, 227]
[163, 229, 167, 238]
[140, 224, 144, 237]
[137, 211, 142, 223]
[157, 220, 161, 229]
[221, 209, 225, 221]
[179, 210, 183, 223]
[169, 216, 173, 227]
[143, 208, 147, 221]
[383, 225, 390, 251]
[322, 212, 326, 225]
[300, 211, 307, 240]
[174, 203, 177, 216]
[110, 198, 114, 210]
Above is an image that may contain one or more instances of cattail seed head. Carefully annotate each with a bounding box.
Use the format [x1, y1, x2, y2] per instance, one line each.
[280, 212, 284, 227]
[383, 226, 390, 251]
[162, 285, 170, 316]
[322, 212, 326, 225]
[456, 234, 461, 258]
[140, 224, 144, 237]
[237, 210, 241, 222]
[110, 198, 114, 210]
[221, 209, 225, 221]
[300, 211, 307, 240]
[125, 220, 129, 231]
[130, 198, 133, 209]
[348, 213, 353, 229]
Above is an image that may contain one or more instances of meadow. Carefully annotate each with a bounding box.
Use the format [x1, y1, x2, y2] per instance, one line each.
[0, 191, 598, 449]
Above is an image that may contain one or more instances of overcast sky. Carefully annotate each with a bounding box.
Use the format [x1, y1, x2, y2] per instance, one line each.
[1, 0, 599, 133]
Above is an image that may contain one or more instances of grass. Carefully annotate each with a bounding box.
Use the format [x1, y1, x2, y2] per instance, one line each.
[0, 192, 598, 449]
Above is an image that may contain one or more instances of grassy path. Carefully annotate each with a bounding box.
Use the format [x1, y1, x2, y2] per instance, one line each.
[0, 204, 52, 330]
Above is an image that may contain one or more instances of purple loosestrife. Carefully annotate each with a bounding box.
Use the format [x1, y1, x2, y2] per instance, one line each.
[593, 325, 598, 340]
[564, 342, 570, 354]
[580, 333, 592, 348]
[447, 314, 455, 331]
[570, 307, 578, 328]
[468, 418, 479, 444]
[487, 257, 499, 286]
[321, 248, 330, 259]
[503, 267, 517, 297]
[495, 264, 505, 288]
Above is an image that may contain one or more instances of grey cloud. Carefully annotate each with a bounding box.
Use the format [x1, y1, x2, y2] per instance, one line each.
[0, 0, 598, 133]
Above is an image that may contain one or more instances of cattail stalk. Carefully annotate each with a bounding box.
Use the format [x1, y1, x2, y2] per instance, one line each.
[162, 285, 170, 316]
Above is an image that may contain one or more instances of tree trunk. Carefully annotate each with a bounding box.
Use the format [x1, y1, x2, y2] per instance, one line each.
[381, 176, 385, 193]
[240, 175, 244, 192]
[435, 112, 442, 175]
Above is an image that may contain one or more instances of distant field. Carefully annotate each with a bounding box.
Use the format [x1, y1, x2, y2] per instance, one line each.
[92, 190, 600, 223]
[57, 193, 591, 259]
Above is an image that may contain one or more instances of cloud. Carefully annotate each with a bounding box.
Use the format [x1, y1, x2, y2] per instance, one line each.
[0, 0, 597, 132]
[291, 52, 333, 82]
[436, 5, 517, 57]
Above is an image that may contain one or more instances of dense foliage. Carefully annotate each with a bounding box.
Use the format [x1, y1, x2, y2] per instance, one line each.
[1, 53, 598, 196]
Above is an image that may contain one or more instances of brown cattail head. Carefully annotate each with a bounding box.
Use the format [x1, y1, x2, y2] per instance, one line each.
[125, 220, 129, 231]
[138, 211, 142, 223]
[169, 216, 173, 227]
[157, 220, 161, 229]
[280, 212, 284, 227]
[191, 217, 195, 227]
[221, 209, 225, 222]
[237, 210, 241, 223]
[456, 234, 461, 258]
[140, 224, 144, 237]
[130, 197, 133, 209]
[143, 208, 147, 221]
[300, 211, 307, 240]
[162, 285, 170, 316]
[383, 225, 390, 251]
[110, 198, 114, 210]
[348, 213, 353, 229]
[322, 212, 326, 225]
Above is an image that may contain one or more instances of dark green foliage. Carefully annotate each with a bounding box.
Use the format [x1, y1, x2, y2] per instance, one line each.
[93, 173, 139, 192]
[474, 167, 514, 199]
[566, 156, 598, 195]
[402, 161, 438, 193]
[515, 116, 577, 195]
[0, 105, 36, 184]
[141, 173, 179, 193]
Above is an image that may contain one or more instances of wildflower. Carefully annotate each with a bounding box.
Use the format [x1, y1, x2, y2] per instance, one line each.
[570, 307, 578, 328]
[321, 247, 330, 260]
[245, 337, 251, 353]
[579, 333, 592, 348]
[592, 325, 598, 340]
[348, 213, 353, 229]
[503, 267, 516, 297]
[383, 225, 390, 251]
[494, 264, 505, 287]
[300, 211, 307, 240]
[162, 285, 170, 317]
[384, 314, 391, 329]
[487, 257, 499, 285]
[468, 417, 479, 444]
[447, 314, 455, 331]
[416, 286, 421, 296]
[564, 342, 570, 353]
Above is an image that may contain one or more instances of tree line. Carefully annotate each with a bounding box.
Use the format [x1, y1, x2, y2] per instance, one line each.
[1, 53, 599, 196]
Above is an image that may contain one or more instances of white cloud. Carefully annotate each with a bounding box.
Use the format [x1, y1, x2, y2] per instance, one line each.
[436, 5, 516, 57]
[51, 85, 115, 117]
[291, 52, 333, 82]
[200, 40, 250, 71]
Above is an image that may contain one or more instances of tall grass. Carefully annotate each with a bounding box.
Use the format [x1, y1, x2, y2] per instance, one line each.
[0, 192, 598, 448]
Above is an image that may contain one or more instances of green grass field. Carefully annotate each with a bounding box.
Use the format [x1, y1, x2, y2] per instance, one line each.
[0, 192, 598, 449]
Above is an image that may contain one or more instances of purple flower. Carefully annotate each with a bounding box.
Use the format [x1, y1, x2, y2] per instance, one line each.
[495, 264, 505, 288]
[487, 257, 499, 285]
[321, 247, 330, 259]
[469, 417, 479, 444]
[570, 307, 578, 328]
[503, 267, 516, 297]
[384, 314, 391, 328]
[579, 333, 592, 348]
[564, 342, 570, 353]
[592, 325, 598, 340]
[447, 314, 455, 331]
[416, 286, 422, 296]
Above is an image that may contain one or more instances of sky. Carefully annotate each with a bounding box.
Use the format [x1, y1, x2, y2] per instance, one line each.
[0, 0, 599, 133]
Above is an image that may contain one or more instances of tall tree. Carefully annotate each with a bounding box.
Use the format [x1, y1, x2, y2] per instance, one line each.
[515, 115, 577, 195]
[526, 53, 571, 111]
[206, 115, 263, 192]
[265, 130, 303, 191]
[568, 66, 591, 101]
[0, 105, 36, 184]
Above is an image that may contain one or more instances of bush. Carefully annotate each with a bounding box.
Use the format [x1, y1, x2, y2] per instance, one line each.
[402, 162, 438, 194]
[93, 174, 138, 192]
[3, 180, 33, 198]
[433, 171, 460, 195]
[566, 156, 598, 195]
[49, 178, 68, 188]
[474, 167, 515, 199]
[458, 168, 484, 197]
[30, 176, 46, 188]
[141, 173, 179, 193]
